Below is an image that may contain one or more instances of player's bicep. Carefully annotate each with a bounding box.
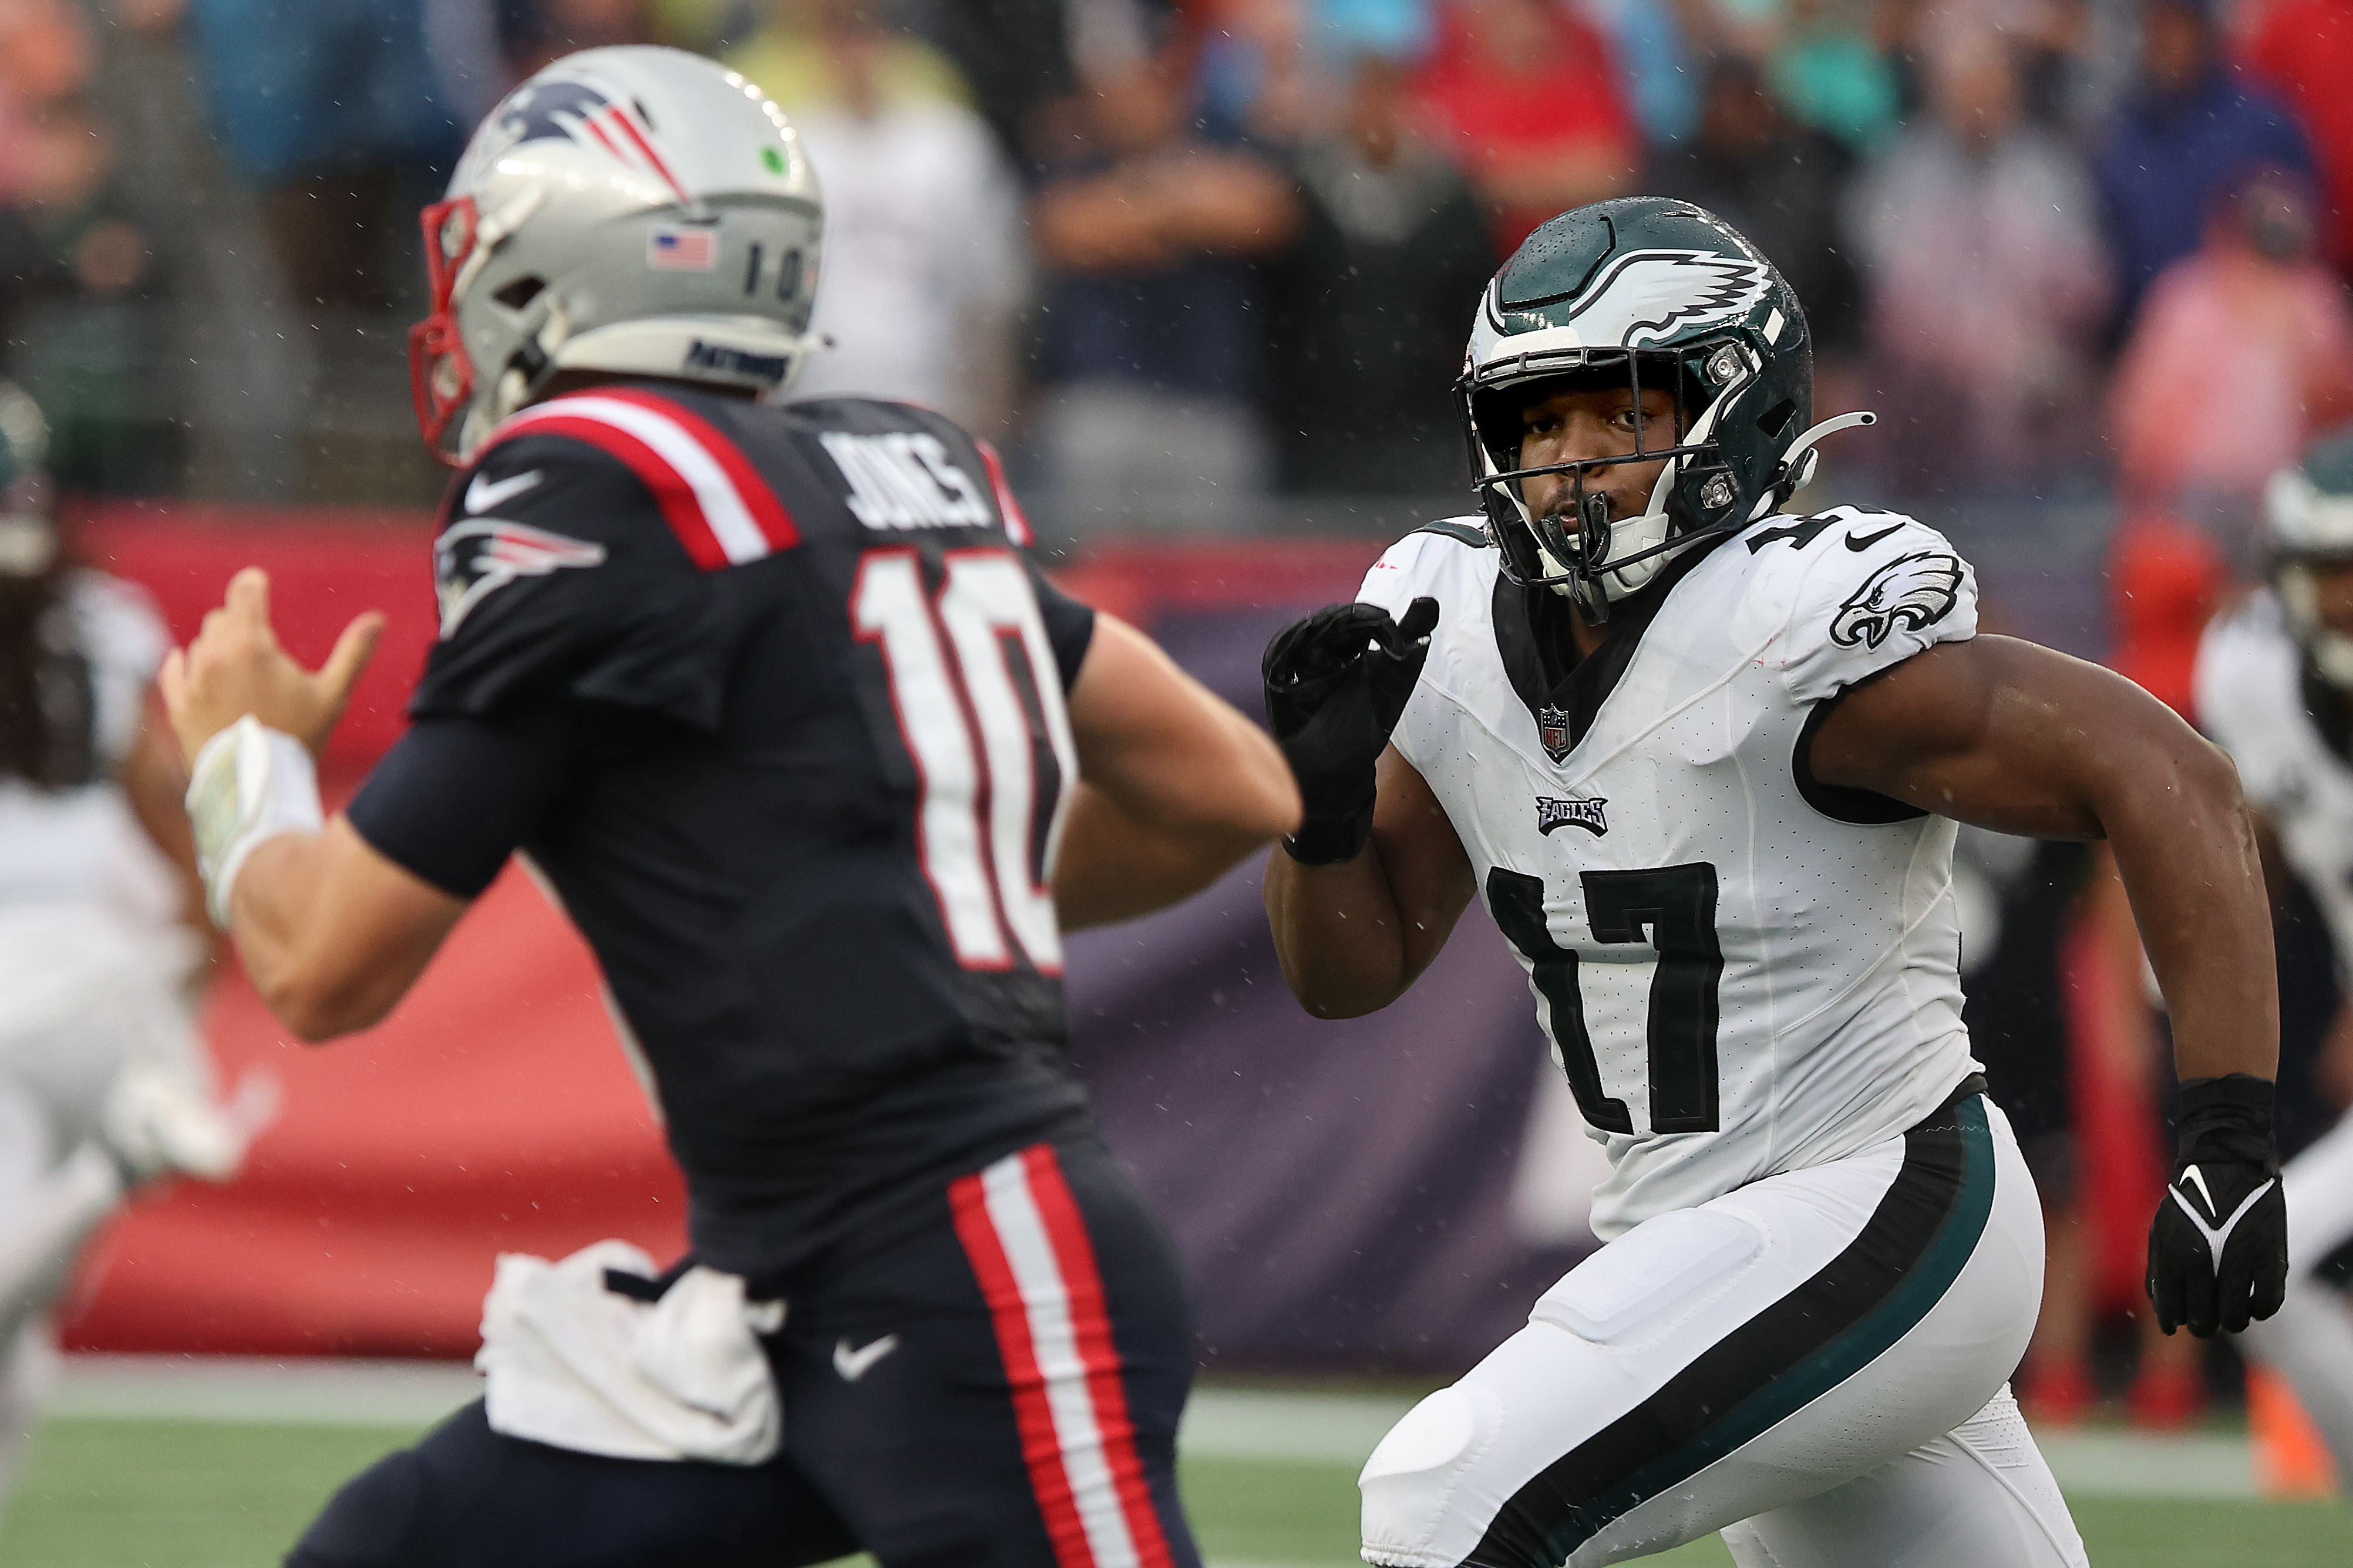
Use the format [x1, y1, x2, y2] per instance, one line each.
[1808, 635, 2145, 840]
[1370, 744, 1476, 979]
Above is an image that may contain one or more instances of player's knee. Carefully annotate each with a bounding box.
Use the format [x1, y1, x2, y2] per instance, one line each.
[284, 1446, 427, 1567]
[1358, 1382, 1503, 1566]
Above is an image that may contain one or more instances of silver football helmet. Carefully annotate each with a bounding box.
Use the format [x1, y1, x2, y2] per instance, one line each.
[410, 45, 824, 464]
[2268, 427, 2353, 688]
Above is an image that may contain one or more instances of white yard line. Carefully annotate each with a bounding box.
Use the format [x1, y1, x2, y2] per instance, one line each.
[47, 1357, 2264, 1500]
[51, 1354, 483, 1428]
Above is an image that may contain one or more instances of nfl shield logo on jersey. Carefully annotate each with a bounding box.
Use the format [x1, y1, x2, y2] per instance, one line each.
[1539, 704, 1573, 763]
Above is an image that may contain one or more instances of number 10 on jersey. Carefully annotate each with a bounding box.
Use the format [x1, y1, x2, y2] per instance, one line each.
[853, 548, 1078, 975]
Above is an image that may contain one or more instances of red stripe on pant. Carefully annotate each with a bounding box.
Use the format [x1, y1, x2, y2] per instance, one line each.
[950, 1145, 1176, 1568]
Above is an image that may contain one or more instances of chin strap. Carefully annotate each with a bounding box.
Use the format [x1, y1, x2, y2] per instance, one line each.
[1748, 410, 1879, 521]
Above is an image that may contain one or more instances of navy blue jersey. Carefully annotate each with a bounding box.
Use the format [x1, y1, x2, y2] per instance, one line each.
[349, 383, 1099, 1280]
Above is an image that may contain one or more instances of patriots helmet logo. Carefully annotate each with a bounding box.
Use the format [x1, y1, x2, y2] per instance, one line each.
[435, 518, 608, 636]
[493, 80, 614, 152]
[1565, 249, 1772, 348]
[1830, 552, 1964, 651]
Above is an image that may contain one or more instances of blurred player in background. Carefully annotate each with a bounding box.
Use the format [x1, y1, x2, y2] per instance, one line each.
[0, 382, 261, 1518]
[2203, 429, 2353, 1501]
[1263, 196, 2283, 1567]
[160, 46, 1297, 1568]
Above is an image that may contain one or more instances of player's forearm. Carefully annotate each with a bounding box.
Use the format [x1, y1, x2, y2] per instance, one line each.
[2099, 737, 2279, 1083]
[230, 821, 462, 1043]
[1113, 702, 1301, 845]
[1054, 782, 1269, 929]
[1263, 847, 1417, 1019]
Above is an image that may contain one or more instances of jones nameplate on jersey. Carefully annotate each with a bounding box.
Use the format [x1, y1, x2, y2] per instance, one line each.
[819, 431, 993, 531]
[1537, 794, 1608, 837]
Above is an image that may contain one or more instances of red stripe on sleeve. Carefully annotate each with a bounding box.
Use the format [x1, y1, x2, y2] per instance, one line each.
[598, 387, 801, 551]
[485, 409, 730, 570]
[951, 1166, 1098, 1568]
[975, 439, 1034, 548]
[1020, 1146, 1178, 1568]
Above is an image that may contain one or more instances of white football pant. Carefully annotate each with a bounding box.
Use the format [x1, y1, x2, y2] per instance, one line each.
[1360, 1091, 2085, 1567]
[2236, 1107, 2353, 1497]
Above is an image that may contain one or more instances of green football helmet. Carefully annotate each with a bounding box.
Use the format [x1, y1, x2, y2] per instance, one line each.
[1460, 197, 1873, 618]
[2267, 425, 2353, 688]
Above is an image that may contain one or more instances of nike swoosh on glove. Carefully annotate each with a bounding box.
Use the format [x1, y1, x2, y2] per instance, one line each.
[1261, 597, 1438, 865]
[2146, 1073, 2289, 1338]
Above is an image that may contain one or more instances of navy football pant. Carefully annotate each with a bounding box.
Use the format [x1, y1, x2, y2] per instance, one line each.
[286, 1137, 1201, 1568]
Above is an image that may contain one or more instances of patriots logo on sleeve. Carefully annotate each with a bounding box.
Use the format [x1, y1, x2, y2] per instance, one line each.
[435, 518, 608, 636]
[1830, 552, 1964, 651]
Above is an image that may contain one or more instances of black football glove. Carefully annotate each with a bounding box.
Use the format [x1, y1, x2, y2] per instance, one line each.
[2146, 1073, 2289, 1338]
[1261, 597, 1439, 864]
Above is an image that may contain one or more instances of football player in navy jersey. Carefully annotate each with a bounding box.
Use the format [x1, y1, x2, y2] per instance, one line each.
[157, 48, 1298, 1568]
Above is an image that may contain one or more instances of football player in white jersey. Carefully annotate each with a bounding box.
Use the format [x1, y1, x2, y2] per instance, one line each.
[0, 385, 261, 1518]
[1261, 197, 2287, 1567]
[2204, 430, 2353, 1502]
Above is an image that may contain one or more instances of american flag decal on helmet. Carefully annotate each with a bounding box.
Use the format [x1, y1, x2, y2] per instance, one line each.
[648, 228, 716, 271]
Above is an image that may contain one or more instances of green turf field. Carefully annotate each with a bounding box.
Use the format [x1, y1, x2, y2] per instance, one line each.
[1, 1416, 2349, 1567]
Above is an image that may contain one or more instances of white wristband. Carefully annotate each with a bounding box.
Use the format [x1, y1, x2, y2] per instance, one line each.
[186, 716, 324, 929]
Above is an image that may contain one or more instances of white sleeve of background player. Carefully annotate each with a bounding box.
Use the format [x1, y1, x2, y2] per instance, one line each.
[2192, 603, 2295, 812]
[1769, 514, 1980, 705]
[68, 569, 171, 769]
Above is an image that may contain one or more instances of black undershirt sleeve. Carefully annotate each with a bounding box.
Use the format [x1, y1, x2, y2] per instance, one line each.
[1027, 561, 1097, 692]
[345, 706, 582, 899]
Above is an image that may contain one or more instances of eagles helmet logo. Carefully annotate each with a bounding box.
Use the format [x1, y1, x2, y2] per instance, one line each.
[1830, 552, 1964, 651]
[435, 518, 608, 636]
[1565, 249, 1772, 348]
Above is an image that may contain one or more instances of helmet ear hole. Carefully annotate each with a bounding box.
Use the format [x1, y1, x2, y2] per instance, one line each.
[1756, 398, 1795, 440]
[494, 275, 547, 310]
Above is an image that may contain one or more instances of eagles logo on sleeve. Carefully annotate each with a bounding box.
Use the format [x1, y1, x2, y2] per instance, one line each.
[435, 518, 609, 636]
[1830, 552, 1964, 651]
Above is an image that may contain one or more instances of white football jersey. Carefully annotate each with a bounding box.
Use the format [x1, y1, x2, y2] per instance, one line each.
[1356, 509, 1984, 1239]
[2194, 591, 2353, 969]
[0, 571, 178, 922]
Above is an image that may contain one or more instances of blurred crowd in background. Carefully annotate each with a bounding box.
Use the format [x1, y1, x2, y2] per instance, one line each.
[1, 0, 2349, 1431]
[4, 0, 2351, 539]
